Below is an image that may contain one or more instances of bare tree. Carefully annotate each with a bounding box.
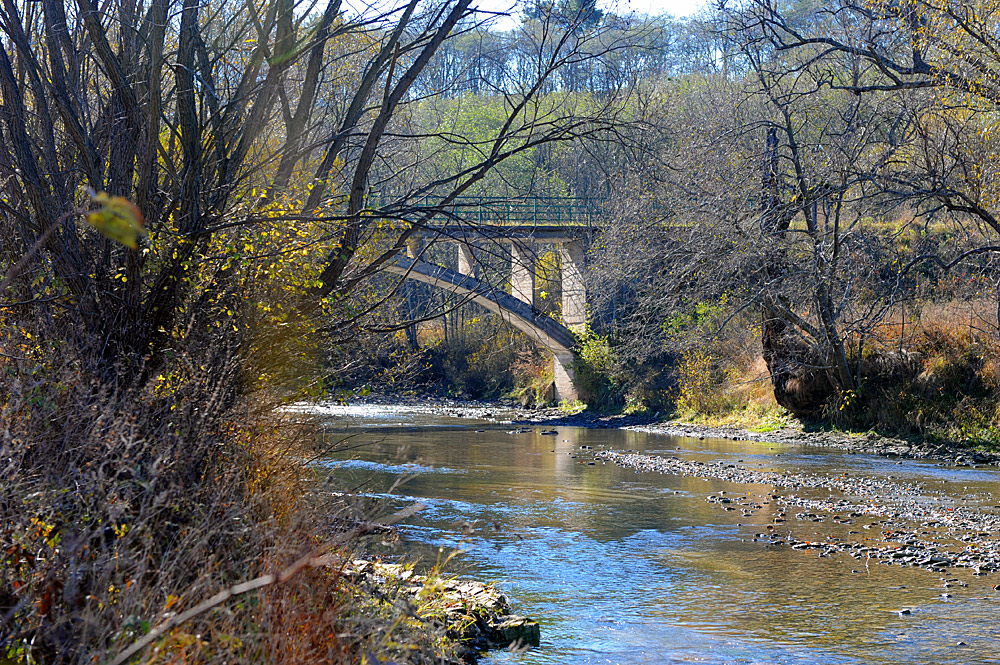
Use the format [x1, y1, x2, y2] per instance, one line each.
[589, 5, 927, 415]
[0, 0, 636, 395]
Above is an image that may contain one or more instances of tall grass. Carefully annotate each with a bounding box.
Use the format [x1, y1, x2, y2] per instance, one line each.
[830, 300, 1000, 445]
[0, 317, 458, 663]
[672, 321, 788, 430]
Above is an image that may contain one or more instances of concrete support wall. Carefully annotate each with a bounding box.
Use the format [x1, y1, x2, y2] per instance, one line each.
[406, 236, 424, 259]
[559, 240, 586, 331]
[457, 242, 476, 277]
[510, 242, 535, 307]
[553, 352, 578, 402]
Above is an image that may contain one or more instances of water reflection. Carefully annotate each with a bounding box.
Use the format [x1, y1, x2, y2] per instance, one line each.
[312, 405, 1000, 664]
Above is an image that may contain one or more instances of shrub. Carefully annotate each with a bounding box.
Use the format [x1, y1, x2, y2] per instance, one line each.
[0, 318, 456, 663]
[829, 300, 1000, 446]
[571, 327, 627, 412]
[421, 314, 541, 399]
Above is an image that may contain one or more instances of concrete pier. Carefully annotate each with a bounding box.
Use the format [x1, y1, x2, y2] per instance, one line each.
[406, 236, 424, 259]
[510, 242, 535, 307]
[559, 240, 586, 332]
[457, 243, 476, 277]
[553, 352, 578, 403]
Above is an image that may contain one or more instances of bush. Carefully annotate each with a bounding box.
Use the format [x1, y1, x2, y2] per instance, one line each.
[421, 314, 545, 400]
[570, 327, 625, 411]
[0, 316, 459, 663]
[828, 301, 1000, 444]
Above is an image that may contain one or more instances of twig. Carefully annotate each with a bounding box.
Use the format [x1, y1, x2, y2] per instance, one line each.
[106, 502, 425, 665]
[0, 213, 74, 295]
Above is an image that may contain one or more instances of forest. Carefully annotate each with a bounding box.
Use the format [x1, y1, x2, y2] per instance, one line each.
[3, 0, 1000, 661]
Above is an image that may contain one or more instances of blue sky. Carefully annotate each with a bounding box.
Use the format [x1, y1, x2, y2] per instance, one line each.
[343, 0, 709, 29]
[576, 0, 706, 17]
[475, 0, 708, 25]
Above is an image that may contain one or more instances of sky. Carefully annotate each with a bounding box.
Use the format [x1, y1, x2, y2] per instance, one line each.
[580, 0, 706, 18]
[343, 0, 710, 30]
[479, 0, 709, 30]
[477, 0, 709, 24]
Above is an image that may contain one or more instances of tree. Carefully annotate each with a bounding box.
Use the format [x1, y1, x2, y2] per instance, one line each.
[587, 8, 926, 416]
[723, 0, 1000, 410]
[0, 0, 647, 660]
[0, 0, 633, 396]
[748, 0, 1000, 278]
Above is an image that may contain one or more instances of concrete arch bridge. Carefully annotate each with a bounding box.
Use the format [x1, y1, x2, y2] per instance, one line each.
[386, 208, 594, 401]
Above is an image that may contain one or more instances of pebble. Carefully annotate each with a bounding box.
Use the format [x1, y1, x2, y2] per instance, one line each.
[596, 449, 1000, 574]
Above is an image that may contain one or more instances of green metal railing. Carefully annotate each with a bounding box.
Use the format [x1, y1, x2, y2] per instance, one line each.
[370, 193, 605, 229]
[437, 196, 603, 228]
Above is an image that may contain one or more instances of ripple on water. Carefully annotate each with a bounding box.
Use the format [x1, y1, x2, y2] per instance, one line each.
[316, 411, 1000, 665]
[314, 458, 467, 475]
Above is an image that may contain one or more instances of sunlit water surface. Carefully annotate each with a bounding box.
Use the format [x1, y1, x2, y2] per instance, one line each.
[310, 404, 1000, 664]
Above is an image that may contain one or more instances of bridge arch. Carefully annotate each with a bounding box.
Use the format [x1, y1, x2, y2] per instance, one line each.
[387, 255, 580, 401]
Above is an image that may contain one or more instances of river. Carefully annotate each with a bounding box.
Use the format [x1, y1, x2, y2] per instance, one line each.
[310, 403, 1000, 664]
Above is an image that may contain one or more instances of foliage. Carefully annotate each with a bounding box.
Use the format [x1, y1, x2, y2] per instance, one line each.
[85, 192, 147, 250]
[0, 1, 642, 657]
[570, 326, 627, 411]
[0, 312, 476, 663]
[668, 298, 784, 422]
[420, 315, 544, 400]
[558, 399, 588, 414]
[674, 347, 735, 416]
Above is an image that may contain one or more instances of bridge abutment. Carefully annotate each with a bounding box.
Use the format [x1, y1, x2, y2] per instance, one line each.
[553, 351, 578, 403]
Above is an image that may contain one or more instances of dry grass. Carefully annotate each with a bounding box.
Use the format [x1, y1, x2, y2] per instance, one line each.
[674, 353, 790, 430]
[829, 299, 1000, 445]
[423, 315, 543, 399]
[671, 313, 789, 428]
[0, 318, 458, 664]
[668, 297, 1000, 447]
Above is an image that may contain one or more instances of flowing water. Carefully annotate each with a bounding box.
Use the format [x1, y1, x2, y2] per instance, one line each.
[310, 404, 1000, 664]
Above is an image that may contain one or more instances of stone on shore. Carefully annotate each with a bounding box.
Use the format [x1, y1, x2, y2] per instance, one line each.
[492, 615, 541, 647]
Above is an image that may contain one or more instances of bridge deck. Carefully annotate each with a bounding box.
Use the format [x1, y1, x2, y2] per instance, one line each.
[374, 195, 605, 231]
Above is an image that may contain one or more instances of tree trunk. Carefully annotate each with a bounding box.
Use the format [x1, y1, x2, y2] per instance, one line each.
[758, 126, 834, 416]
[761, 305, 833, 416]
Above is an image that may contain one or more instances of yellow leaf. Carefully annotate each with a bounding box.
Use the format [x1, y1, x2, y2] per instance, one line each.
[86, 191, 146, 250]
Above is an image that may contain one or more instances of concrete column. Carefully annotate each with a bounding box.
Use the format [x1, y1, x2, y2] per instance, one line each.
[457, 242, 476, 277]
[406, 236, 424, 260]
[510, 242, 534, 307]
[553, 352, 578, 402]
[559, 239, 586, 331]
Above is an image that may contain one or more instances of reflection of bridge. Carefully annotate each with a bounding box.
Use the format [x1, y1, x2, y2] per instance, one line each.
[388, 199, 599, 401]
